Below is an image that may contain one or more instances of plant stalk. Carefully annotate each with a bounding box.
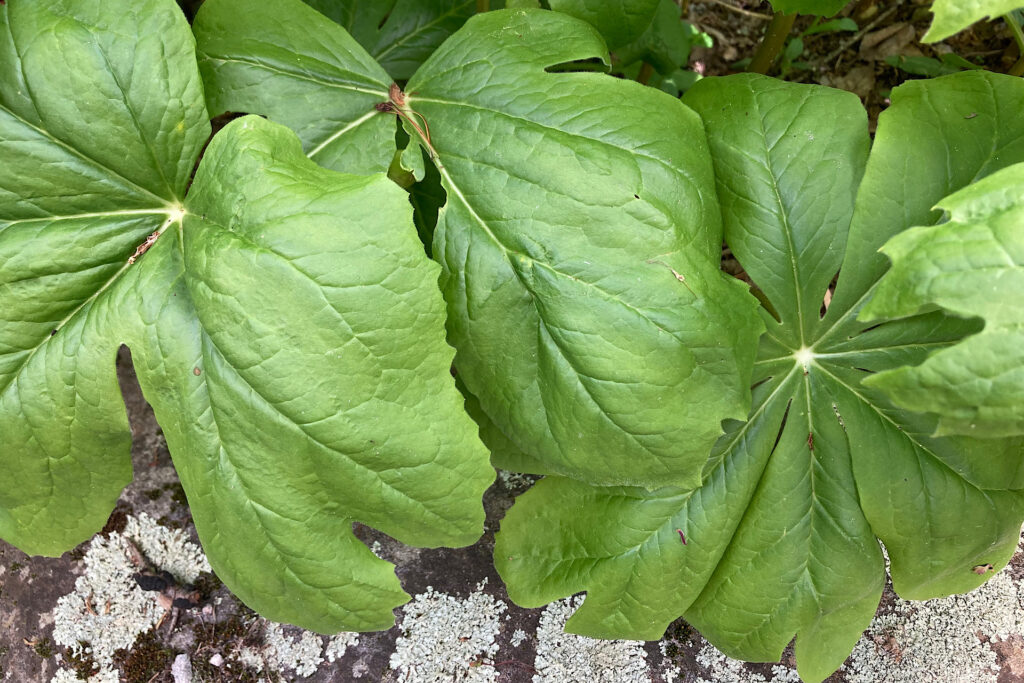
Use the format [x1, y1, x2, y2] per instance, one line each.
[748, 11, 797, 74]
[637, 62, 655, 85]
[477, 0, 489, 12]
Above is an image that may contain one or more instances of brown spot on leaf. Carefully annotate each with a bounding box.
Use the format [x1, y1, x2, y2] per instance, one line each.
[973, 563, 994, 575]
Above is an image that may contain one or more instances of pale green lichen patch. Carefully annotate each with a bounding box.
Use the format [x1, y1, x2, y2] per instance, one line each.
[51, 669, 119, 683]
[686, 641, 800, 683]
[533, 596, 649, 682]
[235, 623, 359, 678]
[49, 513, 210, 680]
[389, 581, 507, 681]
[843, 568, 1024, 681]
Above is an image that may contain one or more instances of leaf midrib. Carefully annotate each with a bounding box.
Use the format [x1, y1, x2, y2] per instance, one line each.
[200, 53, 390, 98]
[0, 211, 180, 399]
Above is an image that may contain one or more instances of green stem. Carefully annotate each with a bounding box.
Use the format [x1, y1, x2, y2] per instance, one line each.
[748, 11, 797, 74]
[637, 62, 654, 85]
[476, 0, 489, 12]
[1007, 13, 1024, 76]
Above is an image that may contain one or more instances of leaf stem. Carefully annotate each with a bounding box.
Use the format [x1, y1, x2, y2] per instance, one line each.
[476, 0, 489, 12]
[1006, 13, 1024, 76]
[748, 11, 797, 74]
[637, 62, 654, 85]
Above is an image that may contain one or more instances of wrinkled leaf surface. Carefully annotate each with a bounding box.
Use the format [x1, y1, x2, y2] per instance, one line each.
[862, 162, 1024, 438]
[1, 0, 493, 634]
[495, 72, 1024, 683]
[195, 6, 765, 489]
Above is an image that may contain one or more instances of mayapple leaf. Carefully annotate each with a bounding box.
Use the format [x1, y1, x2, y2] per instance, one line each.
[861, 162, 1024, 438]
[496, 72, 1024, 683]
[1, 0, 208, 554]
[151, 115, 494, 631]
[194, 4, 765, 489]
[193, 0, 395, 175]
[301, 0, 476, 80]
[1, 0, 493, 633]
[923, 0, 1024, 42]
[547, 0, 659, 50]
[405, 9, 764, 488]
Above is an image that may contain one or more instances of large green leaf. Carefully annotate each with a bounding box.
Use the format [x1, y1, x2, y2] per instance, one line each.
[2, 0, 493, 633]
[405, 10, 763, 488]
[193, 0, 395, 175]
[495, 72, 1024, 683]
[1, 0, 208, 555]
[860, 162, 1024, 438]
[923, 0, 1024, 41]
[301, 0, 476, 79]
[195, 4, 765, 489]
[547, 0, 659, 50]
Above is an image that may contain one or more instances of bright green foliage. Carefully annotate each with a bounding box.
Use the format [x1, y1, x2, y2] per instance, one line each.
[194, 0, 395, 175]
[300, 0, 475, 79]
[768, 0, 848, 16]
[406, 10, 763, 488]
[194, 4, 765, 490]
[547, 0, 659, 49]
[924, 0, 1024, 41]
[495, 72, 1024, 683]
[0, 0, 208, 556]
[1, 0, 493, 633]
[862, 163, 1024, 438]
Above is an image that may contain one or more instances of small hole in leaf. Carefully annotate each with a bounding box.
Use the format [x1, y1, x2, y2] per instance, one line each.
[544, 57, 609, 74]
[819, 271, 840, 319]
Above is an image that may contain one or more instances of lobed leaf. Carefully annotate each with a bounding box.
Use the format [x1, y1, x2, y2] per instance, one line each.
[2, 0, 493, 633]
[405, 9, 764, 488]
[923, 0, 1024, 42]
[0, 0, 208, 554]
[496, 72, 1024, 683]
[861, 162, 1024, 438]
[195, 5, 765, 489]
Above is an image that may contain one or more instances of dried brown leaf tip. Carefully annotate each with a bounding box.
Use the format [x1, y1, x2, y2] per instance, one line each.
[972, 563, 994, 575]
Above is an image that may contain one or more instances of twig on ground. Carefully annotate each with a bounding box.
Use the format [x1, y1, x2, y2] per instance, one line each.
[705, 0, 771, 21]
[815, 1, 903, 67]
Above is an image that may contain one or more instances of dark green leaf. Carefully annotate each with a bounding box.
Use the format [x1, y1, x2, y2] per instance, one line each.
[302, 0, 476, 79]
[548, 0, 659, 50]
[193, 0, 396, 175]
[613, 0, 700, 74]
